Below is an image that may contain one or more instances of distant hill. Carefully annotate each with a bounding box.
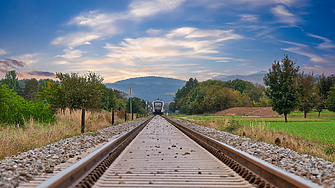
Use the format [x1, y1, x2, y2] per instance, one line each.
[212, 71, 267, 85]
[105, 76, 186, 103]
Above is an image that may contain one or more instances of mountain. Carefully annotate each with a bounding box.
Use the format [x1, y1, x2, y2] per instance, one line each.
[105, 76, 186, 103]
[212, 71, 267, 85]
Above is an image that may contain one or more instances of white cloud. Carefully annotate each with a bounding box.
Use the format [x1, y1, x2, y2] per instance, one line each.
[0, 49, 7, 55]
[52, 1, 185, 47]
[53, 61, 69, 65]
[271, 5, 301, 25]
[55, 49, 86, 59]
[281, 47, 331, 63]
[280, 38, 335, 64]
[147, 28, 162, 35]
[302, 65, 335, 75]
[10, 53, 39, 64]
[104, 27, 242, 65]
[234, 0, 303, 7]
[279, 40, 309, 48]
[190, 0, 305, 9]
[239, 14, 259, 22]
[128, 0, 185, 17]
[52, 32, 102, 47]
[306, 33, 335, 49]
[191, 55, 247, 63]
[167, 27, 242, 41]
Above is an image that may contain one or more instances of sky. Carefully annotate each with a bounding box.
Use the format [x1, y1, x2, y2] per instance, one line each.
[0, 0, 334, 83]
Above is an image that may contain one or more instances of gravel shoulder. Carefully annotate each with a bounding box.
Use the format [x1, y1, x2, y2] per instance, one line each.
[0, 119, 146, 188]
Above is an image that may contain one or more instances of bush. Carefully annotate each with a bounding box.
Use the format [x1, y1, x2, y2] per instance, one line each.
[0, 84, 55, 126]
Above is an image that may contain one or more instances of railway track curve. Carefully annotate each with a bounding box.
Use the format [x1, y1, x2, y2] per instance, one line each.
[34, 116, 319, 188]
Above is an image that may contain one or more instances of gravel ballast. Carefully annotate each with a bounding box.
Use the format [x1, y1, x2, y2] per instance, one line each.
[0, 119, 145, 188]
[1, 117, 334, 188]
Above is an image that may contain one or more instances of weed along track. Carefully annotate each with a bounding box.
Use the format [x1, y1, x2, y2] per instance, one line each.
[18, 116, 319, 188]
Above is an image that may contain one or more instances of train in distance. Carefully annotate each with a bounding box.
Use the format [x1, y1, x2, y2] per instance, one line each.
[152, 99, 164, 115]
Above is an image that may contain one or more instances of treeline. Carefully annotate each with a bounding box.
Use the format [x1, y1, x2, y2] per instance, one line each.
[170, 55, 335, 123]
[0, 70, 150, 126]
[170, 78, 267, 114]
[264, 55, 335, 122]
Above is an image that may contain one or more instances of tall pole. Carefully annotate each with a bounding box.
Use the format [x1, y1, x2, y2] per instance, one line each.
[129, 86, 133, 120]
[145, 101, 147, 116]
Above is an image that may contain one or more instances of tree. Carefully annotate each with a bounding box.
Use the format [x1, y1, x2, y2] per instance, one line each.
[168, 102, 176, 112]
[263, 55, 299, 123]
[101, 86, 116, 111]
[126, 97, 145, 114]
[325, 87, 335, 112]
[23, 78, 39, 101]
[297, 72, 317, 118]
[316, 74, 335, 117]
[174, 78, 198, 110]
[1, 84, 54, 126]
[1, 70, 20, 92]
[56, 72, 105, 111]
[37, 81, 66, 112]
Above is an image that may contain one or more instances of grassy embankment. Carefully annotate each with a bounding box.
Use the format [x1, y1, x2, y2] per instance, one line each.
[172, 110, 335, 162]
[0, 109, 132, 160]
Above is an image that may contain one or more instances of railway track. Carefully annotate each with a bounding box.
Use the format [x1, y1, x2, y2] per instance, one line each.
[34, 116, 319, 188]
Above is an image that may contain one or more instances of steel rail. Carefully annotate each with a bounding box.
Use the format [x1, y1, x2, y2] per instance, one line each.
[163, 116, 321, 188]
[36, 116, 154, 188]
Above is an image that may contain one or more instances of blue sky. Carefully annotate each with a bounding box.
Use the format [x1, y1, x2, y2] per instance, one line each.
[0, 0, 334, 83]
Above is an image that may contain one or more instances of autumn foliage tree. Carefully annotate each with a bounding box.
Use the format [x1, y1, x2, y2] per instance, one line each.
[263, 55, 299, 123]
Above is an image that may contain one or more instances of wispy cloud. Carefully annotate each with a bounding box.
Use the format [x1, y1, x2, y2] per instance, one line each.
[307, 33, 335, 49]
[281, 47, 331, 63]
[188, 0, 304, 9]
[0, 59, 27, 68]
[9, 53, 39, 64]
[52, 0, 185, 48]
[55, 49, 86, 59]
[27, 70, 55, 77]
[279, 40, 309, 48]
[302, 65, 335, 75]
[128, 0, 185, 17]
[191, 55, 247, 63]
[0, 49, 7, 55]
[147, 28, 162, 35]
[279, 39, 334, 63]
[271, 5, 301, 25]
[104, 27, 242, 65]
[0, 68, 9, 73]
[239, 14, 259, 22]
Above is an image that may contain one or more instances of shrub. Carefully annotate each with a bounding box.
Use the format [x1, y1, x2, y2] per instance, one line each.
[0, 84, 55, 126]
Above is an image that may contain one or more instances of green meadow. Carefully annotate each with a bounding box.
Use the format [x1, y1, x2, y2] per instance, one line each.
[171, 110, 335, 161]
[174, 110, 335, 144]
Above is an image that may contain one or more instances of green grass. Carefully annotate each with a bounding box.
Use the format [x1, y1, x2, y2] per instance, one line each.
[174, 111, 335, 145]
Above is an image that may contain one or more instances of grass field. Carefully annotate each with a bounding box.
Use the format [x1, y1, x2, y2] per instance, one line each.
[171, 110, 335, 161]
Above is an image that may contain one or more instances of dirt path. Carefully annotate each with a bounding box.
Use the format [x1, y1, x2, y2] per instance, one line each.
[214, 107, 279, 117]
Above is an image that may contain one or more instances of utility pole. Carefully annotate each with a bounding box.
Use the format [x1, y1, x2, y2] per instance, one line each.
[129, 86, 133, 120]
[145, 101, 147, 116]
